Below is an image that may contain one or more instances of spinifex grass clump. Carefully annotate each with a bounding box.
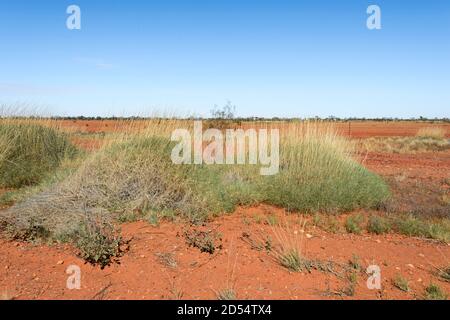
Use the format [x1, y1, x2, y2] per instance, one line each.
[0, 120, 77, 187]
[261, 123, 389, 213]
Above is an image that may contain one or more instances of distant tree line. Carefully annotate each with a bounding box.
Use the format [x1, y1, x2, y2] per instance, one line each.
[43, 115, 449, 123]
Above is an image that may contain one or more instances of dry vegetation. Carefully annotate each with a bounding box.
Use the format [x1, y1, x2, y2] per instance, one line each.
[416, 126, 447, 139]
[360, 136, 450, 153]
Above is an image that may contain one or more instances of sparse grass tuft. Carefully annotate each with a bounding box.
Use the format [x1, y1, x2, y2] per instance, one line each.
[270, 219, 312, 272]
[312, 213, 342, 233]
[392, 275, 409, 292]
[423, 283, 448, 300]
[217, 288, 236, 300]
[348, 254, 362, 271]
[345, 214, 364, 234]
[438, 266, 450, 282]
[341, 271, 358, 296]
[367, 215, 391, 235]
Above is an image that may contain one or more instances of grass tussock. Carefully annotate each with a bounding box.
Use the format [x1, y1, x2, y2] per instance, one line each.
[438, 267, 450, 282]
[392, 275, 409, 292]
[270, 219, 310, 272]
[0, 119, 77, 188]
[264, 123, 389, 213]
[345, 214, 364, 234]
[416, 127, 447, 139]
[423, 283, 448, 300]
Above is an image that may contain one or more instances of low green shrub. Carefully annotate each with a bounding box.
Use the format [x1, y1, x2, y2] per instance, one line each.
[74, 215, 123, 268]
[345, 214, 364, 234]
[367, 215, 391, 234]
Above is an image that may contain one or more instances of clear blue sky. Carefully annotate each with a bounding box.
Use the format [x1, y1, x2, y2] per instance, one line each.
[0, 0, 449, 118]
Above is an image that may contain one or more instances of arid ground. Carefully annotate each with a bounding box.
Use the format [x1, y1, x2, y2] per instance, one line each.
[1, 120, 449, 300]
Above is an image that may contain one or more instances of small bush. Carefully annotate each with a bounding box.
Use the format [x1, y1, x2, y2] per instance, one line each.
[74, 215, 123, 268]
[393, 215, 428, 237]
[184, 229, 222, 254]
[345, 214, 364, 234]
[423, 283, 448, 300]
[367, 215, 391, 235]
[266, 214, 278, 226]
[313, 214, 342, 233]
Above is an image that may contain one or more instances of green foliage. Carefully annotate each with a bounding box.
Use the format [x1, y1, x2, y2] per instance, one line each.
[279, 249, 304, 272]
[74, 216, 123, 268]
[423, 283, 448, 300]
[0, 123, 77, 188]
[184, 229, 222, 254]
[392, 275, 409, 292]
[367, 215, 391, 235]
[260, 138, 389, 214]
[345, 214, 364, 234]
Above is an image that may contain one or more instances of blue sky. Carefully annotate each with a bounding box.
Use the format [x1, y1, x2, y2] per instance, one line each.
[0, 0, 449, 118]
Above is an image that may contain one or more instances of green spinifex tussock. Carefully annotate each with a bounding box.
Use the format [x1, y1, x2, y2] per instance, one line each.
[262, 137, 389, 213]
[0, 122, 77, 188]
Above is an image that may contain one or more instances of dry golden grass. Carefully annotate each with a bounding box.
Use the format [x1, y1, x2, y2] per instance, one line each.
[416, 126, 447, 139]
[270, 218, 308, 271]
[360, 136, 450, 153]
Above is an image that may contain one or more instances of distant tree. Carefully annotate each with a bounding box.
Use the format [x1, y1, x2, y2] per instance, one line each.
[210, 100, 236, 119]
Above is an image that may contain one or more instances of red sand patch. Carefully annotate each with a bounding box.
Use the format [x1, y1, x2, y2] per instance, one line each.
[1, 205, 449, 300]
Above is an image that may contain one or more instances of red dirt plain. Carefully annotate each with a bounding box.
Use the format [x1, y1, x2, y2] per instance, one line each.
[59, 119, 450, 138]
[1, 121, 449, 300]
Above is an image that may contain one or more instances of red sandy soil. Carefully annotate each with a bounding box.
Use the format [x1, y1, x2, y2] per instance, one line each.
[1, 206, 449, 300]
[363, 151, 450, 180]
